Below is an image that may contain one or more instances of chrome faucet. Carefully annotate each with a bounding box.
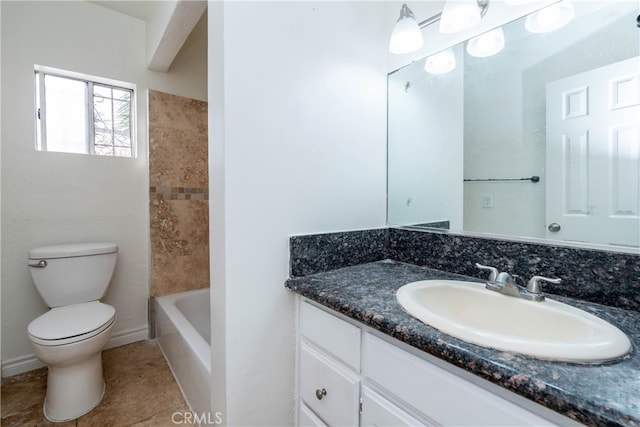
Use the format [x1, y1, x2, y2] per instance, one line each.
[475, 263, 561, 302]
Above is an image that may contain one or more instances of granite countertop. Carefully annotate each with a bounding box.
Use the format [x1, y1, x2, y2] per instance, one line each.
[285, 260, 640, 427]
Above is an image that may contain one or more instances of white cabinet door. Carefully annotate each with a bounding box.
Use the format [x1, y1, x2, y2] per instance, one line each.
[546, 56, 640, 246]
[299, 403, 327, 427]
[300, 343, 360, 427]
[363, 333, 555, 427]
[361, 386, 435, 427]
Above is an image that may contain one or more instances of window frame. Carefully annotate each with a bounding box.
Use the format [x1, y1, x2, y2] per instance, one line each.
[34, 65, 137, 158]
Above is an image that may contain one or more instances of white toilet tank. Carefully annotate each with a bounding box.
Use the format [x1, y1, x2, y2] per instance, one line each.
[28, 243, 118, 308]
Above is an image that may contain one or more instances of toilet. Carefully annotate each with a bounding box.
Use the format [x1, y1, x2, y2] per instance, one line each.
[27, 242, 118, 422]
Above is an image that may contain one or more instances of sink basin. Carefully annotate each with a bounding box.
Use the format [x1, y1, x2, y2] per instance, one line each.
[396, 280, 632, 363]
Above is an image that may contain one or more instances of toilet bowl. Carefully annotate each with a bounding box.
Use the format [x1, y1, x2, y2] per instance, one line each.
[27, 243, 118, 422]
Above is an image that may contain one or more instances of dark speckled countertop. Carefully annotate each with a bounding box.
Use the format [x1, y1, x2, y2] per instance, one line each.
[285, 260, 640, 427]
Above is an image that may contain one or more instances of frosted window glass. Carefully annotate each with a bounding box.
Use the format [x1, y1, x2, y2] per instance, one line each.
[44, 75, 88, 154]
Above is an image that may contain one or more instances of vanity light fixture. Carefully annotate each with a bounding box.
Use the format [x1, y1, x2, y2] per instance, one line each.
[525, 0, 574, 33]
[466, 27, 505, 57]
[440, 0, 488, 34]
[389, 0, 490, 54]
[424, 48, 457, 74]
[389, 4, 424, 54]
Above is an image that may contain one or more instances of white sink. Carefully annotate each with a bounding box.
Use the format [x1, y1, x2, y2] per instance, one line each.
[396, 280, 632, 363]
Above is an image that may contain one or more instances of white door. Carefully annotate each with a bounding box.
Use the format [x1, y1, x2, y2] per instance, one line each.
[546, 56, 640, 247]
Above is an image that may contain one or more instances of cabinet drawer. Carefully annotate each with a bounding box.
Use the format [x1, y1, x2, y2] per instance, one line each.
[301, 301, 361, 371]
[300, 343, 359, 427]
[361, 386, 433, 427]
[363, 333, 554, 426]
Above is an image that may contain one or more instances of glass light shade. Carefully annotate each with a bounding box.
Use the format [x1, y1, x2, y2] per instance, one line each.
[424, 49, 457, 74]
[504, 0, 537, 5]
[389, 5, 424, 54]
[466, 27, 505, 57]
[525, 0, 574, 33]
[439, 0, 482, 34]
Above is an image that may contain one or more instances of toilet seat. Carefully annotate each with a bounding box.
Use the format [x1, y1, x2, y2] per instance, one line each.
[28, 301, 116, 346]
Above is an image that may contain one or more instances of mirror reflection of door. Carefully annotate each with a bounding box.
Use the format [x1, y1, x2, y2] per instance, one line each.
[546, 56, 640, 247]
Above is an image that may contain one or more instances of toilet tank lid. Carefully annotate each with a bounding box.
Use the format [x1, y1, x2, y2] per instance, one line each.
[29, 243, 118, 259]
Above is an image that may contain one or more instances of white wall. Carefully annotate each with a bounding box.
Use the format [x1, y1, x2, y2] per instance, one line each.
[388, 45, 464, 228]
[1, 0, 206, 377]
[208, 1, 388, 425]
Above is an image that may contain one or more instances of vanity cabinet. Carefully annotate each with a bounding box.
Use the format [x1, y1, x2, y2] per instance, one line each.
[297, 299, 566, 427]
[299, 298, 361, 426]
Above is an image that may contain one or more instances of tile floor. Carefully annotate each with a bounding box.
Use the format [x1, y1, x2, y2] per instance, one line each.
[1, 340, 190, 426]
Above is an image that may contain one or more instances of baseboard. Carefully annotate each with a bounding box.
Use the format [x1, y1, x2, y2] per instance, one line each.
[1, 325, 149, 378]
[104, 325, 149, 350]
[1, 354, 46, 378]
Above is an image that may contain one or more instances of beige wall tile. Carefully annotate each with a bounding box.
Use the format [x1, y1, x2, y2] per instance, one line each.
[148, 91, 209, 297]
[150, 199, 209, 297]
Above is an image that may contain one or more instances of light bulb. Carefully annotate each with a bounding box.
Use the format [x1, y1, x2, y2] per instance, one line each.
[466, 27, 505, 57]
[525, 0, 574, 33]
[424, 49, 457, 74]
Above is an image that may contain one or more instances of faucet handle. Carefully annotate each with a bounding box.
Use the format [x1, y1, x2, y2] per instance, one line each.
[526, 276, 562, 294]
[475, 263, 498, 282]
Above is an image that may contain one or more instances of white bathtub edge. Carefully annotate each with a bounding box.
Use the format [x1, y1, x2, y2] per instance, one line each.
[155, 288, 211, 416]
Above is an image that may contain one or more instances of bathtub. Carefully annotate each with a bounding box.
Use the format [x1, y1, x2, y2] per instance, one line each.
[156, 288, 211, 416]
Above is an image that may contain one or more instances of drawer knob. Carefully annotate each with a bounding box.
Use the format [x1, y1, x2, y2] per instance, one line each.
[315, 388, 327, 400]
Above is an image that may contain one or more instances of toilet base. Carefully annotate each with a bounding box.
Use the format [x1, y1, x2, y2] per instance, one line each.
[28, 307, 115, 422]
[43, 351, 107, 422]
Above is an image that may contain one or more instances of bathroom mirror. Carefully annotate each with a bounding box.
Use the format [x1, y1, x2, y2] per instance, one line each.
[387, 1, 639, 250]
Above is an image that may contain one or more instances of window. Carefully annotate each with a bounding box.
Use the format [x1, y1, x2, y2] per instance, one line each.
[35, 66, 136, 157]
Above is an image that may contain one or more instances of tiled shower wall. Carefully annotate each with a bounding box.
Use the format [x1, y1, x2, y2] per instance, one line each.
[148, 90, 209, 297]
